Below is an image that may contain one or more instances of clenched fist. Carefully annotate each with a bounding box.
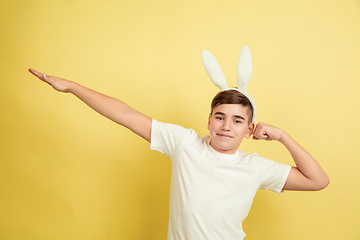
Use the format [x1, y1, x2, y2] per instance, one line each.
[252, 122, 285, 141]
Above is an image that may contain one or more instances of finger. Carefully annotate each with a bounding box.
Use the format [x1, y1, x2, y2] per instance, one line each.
[29, 68, 55, 88]
[263, 133, 271, 140]
[253, 128, 269, 140]
[28, 68, 44, 78]
[253, 123, 262, 138]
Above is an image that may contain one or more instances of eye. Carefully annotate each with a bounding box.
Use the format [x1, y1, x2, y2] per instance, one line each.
[234, 120, 242, 124]
[215, 116, 224, 121]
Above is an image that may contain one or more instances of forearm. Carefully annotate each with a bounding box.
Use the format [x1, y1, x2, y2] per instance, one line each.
[69, 82, 131, 126]
[279, 131, 330, 190]
[68, 82, 152, 141]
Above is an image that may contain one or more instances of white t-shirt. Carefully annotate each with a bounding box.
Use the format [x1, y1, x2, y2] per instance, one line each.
[150, 119, 292, 240]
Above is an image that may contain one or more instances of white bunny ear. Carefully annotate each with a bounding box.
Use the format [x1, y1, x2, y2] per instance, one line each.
[237, 45, 253, 91]
[202, 50, 229, 90]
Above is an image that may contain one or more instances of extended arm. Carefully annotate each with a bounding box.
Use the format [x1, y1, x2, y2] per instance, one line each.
[28, 68, 152, 142]
[253, 122, 330, 191]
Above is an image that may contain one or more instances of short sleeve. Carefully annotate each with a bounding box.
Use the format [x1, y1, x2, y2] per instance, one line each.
[150, 119, 196, 157]
[254, 154, 292, 195]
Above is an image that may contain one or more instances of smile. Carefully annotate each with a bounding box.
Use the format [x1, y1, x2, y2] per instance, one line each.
[217, 133, 233, 138]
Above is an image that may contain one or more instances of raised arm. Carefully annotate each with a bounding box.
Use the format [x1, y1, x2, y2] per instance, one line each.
[28, 68, 152, 142]
[252, 122, 330, 191]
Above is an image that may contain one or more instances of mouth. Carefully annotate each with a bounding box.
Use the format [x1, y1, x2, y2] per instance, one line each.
[217, 133, 233, 138]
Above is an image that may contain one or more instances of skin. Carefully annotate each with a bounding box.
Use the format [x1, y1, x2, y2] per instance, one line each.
[28, 68, 329, 191]
[28, 68, 152, 141]
[208, 104, 330, 191]
[207, 104, 255, 155]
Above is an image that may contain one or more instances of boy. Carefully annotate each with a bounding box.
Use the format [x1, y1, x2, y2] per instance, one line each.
[28, 61, 329, 239]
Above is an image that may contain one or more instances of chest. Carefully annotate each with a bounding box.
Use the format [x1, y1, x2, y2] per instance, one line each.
[171, 144, 260, 201]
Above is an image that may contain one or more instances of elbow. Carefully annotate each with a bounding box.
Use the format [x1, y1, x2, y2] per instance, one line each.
[322, 176, 330, 189]
[314, 175, 330, 191]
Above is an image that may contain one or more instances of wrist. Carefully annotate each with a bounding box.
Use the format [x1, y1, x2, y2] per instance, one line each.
[68, 81, 80, 94]
[278, 130, 291, 144]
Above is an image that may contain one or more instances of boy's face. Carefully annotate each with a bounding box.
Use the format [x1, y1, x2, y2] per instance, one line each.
[207, 104, 254, 154]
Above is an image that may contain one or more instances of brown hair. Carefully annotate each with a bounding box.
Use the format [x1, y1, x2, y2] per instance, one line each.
[211, 89, 253, 124]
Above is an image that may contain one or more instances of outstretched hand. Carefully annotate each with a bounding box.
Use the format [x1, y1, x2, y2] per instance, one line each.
[28, 68, 73, 93]
[252, 122, 285, 141]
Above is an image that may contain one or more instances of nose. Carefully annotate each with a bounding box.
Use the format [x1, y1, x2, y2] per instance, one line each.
[222, 119, 231, 131]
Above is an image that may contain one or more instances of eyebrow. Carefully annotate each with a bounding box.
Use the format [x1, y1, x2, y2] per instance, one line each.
[214, 112, 246, 121]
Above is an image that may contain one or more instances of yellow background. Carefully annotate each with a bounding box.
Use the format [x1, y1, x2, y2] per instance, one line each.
[1, 0, 359, 239]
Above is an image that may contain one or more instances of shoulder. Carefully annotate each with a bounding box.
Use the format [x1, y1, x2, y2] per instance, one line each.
[150, 119, 202, 156]
[152, 119, 198, 139]
[251, 153, 288, 171]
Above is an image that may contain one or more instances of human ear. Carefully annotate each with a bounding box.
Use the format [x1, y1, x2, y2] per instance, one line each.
[207, 113, 212, 130]
[245, 122, 255, 139]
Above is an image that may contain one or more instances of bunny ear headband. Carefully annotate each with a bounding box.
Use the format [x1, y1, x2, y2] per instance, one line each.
[201, 45, 256, 123]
